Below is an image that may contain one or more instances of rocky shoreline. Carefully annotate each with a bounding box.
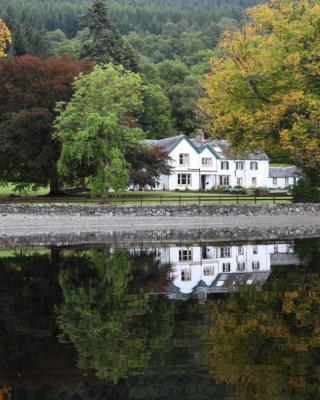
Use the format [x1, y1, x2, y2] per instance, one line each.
[0, 203, 319, 217]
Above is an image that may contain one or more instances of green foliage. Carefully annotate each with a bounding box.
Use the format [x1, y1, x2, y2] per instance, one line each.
[80, 0, 138, 71]
[292, 180, 320, 203]
[54, 63, 145, 195]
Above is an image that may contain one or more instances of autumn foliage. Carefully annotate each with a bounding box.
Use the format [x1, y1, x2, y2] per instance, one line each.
[0, 55, 92, 193]
[202, 0, 320, 173]
[0, 19, 11, 57]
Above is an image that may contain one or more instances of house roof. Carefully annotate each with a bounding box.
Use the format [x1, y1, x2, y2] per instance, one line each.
[269, 166, 300, 178]
[145, 135, 185, 153]
[146, 135, 268, 160]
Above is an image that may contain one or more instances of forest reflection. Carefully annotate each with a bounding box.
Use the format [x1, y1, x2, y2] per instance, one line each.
[0, 239, 319, 399]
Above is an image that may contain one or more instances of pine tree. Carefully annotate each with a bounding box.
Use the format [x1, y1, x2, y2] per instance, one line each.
[80, 0, 138, 71]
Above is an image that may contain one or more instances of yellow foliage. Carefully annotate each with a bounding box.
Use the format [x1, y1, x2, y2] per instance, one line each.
[0, 19, 11, 57]
[202, 0, 320, 171]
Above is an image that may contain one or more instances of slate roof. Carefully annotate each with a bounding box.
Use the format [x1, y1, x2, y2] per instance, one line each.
[145, 135, 184, 153]
[269, 166, 300, 178]
[146, 135, 269, 160]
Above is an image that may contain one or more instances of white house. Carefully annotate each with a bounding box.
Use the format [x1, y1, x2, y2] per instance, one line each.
[146, 129, 300, 190]
[158, 242, 299, 298]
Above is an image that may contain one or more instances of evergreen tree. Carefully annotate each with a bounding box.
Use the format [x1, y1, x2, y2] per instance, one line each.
[80, 0, 138, 71]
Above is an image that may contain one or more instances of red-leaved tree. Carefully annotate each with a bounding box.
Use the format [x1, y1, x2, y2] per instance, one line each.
[0, 55, 92, 195]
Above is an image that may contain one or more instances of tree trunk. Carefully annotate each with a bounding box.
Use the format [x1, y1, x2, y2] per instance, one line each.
[48, 174, 65, 197]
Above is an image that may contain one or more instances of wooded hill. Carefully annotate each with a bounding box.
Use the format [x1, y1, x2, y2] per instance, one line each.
[0, 0, 262, 37]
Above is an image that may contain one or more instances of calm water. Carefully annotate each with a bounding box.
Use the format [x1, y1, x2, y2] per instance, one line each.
[0, 239, 320, 399]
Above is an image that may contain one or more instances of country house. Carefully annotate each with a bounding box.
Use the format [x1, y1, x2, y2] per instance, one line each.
[146, 129, 300, 190]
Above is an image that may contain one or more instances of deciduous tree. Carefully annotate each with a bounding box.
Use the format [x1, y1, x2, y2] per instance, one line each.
[0, 55, 92, 194]
[54, 64, 145, 196]
[0, 19, 11, 56]
[202, 0, 320, 176]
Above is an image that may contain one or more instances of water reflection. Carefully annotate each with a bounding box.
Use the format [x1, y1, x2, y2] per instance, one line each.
[0, 239, 319, 399]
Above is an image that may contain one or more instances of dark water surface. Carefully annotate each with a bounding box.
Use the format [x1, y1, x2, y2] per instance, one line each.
[0, 239, 320, 399]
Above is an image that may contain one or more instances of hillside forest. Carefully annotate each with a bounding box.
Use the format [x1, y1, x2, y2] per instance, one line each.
[0, 0, 261, 135]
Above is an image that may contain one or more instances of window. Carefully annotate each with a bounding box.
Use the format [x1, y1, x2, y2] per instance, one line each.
[285, 177, 289, 186]
[273, 178, 277, 186]
[221, 161, 229, 170]
[219, 176, 230, 186]
[252, 261, 260, 270]
[179, 248, 192, 261]
[181, 268, 192, 281]
[252, 177, 257, 187]
[179, 153, 189, 167]
[253, 245, 258, 255]
[238, 246, 244, 255]
[222, 263, 231, 272]
[204, 266, 214, 276]
[236, 177, 243, 186]
[202, 157, 213, 167]
[250, 162, 258, 170]
[274, 244, 279, 254]
[236, 161, 244, 170]
[237, 262, 246, 271]
[177, 173, 191, 187]
[220, 247, 231, 258]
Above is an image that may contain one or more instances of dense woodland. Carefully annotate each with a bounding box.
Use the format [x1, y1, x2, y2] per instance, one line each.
[0, 0, 261, 135]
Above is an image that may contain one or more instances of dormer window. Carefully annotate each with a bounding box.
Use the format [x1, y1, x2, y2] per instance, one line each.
[179, 153, 189, 167]
[221, 161, 229, 170]
[202, 157, 213, 167]
[250, 161, 258, 170]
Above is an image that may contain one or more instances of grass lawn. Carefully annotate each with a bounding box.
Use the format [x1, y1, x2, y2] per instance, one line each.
[0, 185, 292, 205]
[0, 183, 49, 198]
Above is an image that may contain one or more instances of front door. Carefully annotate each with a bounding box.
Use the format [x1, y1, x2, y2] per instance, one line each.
[201, 175, 206, 190]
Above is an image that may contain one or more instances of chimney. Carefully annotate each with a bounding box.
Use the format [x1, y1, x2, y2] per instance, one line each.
[195, 128, 206, 144]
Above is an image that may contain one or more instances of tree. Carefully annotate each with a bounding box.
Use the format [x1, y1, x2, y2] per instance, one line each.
[126, 145, 172, 189]
[139, 84, 173, 139]
[0, 19, 11, 56]
[0, 55, 92, 194]
[54, 64, 145, 196]
[202, 0, 320, 177]
[80, 0, 138, 71]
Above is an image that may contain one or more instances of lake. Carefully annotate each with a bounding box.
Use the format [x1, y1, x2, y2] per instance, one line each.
[0, 238, 319, 399]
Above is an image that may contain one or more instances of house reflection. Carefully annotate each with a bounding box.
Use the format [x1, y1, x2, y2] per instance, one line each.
[157, 243, 300, 299]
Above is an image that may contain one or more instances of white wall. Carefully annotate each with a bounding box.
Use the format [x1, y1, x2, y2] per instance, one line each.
[160, 243, 292, 294]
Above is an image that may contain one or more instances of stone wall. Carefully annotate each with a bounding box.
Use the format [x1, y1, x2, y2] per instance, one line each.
[1, 225, 320, 249]
[0, 203, 320, 217]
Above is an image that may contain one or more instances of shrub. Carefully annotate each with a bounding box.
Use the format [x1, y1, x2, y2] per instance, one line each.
[292, 180, 320, 203]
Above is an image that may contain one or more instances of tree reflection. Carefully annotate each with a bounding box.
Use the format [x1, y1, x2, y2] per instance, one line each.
[204, 242, 320, 400]
[57, 249, 175, 383]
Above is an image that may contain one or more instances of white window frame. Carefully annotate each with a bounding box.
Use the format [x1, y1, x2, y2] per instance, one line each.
[238, 246, 244, 255]
[222, 263, 231, 272]
[253, 245, 258, 255]
[237, 262, 246, 271]
[273, 178, 277, 186]
[236, 161, 244, 170]
[202, 157, 213, 167]
[252, 177, 257, 187]
[177, 173, 192, 187]
[179, 153, 189, 167]
[220, 246, 231, 258]
[219, 176, 230, 186]
[236, 177, 243, 186]
[203, 266, 214, 276]
[181, 268, 192, 281]
[285, 177, 289, 186]
[179, 248, 193, 261]
[250, 162, 258, 170]
[252, 261, 260, 270]
[221, 161, 229, 170]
